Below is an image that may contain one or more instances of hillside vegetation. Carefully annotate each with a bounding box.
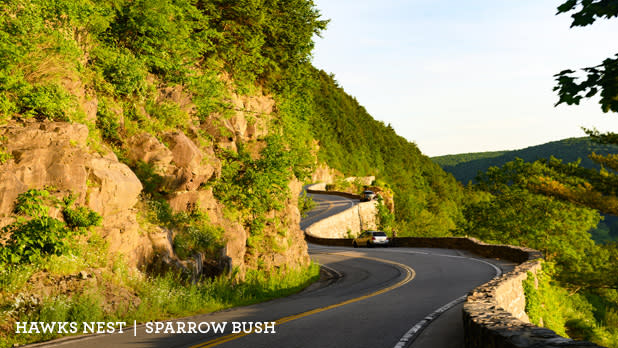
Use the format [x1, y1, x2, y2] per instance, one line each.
[433, 137, 618, 184]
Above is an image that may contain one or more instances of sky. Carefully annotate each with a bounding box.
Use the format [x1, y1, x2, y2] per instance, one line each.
[310, 0, 618, 157]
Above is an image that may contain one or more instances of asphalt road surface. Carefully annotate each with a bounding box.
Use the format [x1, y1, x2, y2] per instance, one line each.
[25, 193, 514, 348]
[299, 192, 357, 230]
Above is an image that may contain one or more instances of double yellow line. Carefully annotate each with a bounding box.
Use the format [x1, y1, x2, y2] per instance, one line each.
[190, 253, 415, 348]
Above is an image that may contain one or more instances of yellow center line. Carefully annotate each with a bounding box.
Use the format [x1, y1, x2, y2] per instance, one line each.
[190, 253, 415, 348]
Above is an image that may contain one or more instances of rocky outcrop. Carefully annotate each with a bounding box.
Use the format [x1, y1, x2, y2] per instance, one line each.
[121, 90, 310, 275]
[0, 120, 157, 267]
[200, 91, 273, 152]
[311, 164, 341, 184]
[0, 88, 312, 278]
[126, 131, 220, 192]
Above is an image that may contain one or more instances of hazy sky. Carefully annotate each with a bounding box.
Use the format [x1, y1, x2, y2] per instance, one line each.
[311, 1, 618, 157]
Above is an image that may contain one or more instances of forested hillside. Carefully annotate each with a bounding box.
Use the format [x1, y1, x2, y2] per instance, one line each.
[299, 69, 465, 236]
[433, 137, 618, 184]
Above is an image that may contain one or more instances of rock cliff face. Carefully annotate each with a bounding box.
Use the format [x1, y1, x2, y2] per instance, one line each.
[0, 89, 310, 276]
[0, 120, 153, 267]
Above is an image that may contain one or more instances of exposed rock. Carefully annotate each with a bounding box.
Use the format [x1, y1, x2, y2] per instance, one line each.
[165, 188, 248, 274]
[126, 133, 173, 172]
[0, 121, 89, 218]
[222, 221, 248, 273]
[126, 131, 220, 193]
[86, 156, 142, 217]
[0, 121, 157, 268]
[164, 131, 202, 169]
[157, 85, 195, 114]
[243, 179, 310, 271]
[200, 93, 273, 150]
[167, 189, 219, 217]
[162, 131, 220, 191]
[311, 164, 341, 184]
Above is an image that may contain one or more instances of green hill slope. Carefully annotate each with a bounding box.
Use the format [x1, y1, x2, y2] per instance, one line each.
[432, 137, 618, 184]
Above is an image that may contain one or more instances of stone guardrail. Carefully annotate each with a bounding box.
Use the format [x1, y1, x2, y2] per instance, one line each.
[304, 183, 377, 239]
[302, 185, 602, 348]
[305, 186, 361, 200]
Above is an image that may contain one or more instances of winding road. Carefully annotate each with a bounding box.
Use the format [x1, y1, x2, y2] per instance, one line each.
[26, 193, 514, 348]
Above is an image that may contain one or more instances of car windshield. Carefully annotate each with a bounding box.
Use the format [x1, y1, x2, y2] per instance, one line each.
[372, 232, 387, 237]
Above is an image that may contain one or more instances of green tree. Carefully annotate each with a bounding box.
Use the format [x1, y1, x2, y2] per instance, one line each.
[463, 159, 615, 289]
[554, 1, 618, 113]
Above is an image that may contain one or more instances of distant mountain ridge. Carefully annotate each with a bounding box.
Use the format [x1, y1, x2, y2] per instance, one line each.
[432, 137, 618, 184]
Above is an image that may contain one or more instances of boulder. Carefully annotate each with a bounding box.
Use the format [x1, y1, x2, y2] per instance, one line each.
[126, 133, 173, 171]
[162, 131, 219, 191]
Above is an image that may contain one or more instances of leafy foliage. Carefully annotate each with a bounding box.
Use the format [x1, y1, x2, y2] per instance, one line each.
[523, 264, 618, 346]
[554, 1, 618, 113]
[144, 199, 223, 260]
[0, 189, 100, 265]
[214, 135, 303, 233]
[465, 157, 618, 345]
[202, 0, 328, 88]
[376, 197, 396, 235]
[62, 206, 102, 231]
[298, 191, 316, 218]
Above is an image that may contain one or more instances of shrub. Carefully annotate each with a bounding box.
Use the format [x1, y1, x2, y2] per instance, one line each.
[19, 83, 75, 121]
[91, 46, 148, 97]
[0, 217, 72, 264]
[95, 98, 122, 145]
[62, 206, 102, 230]
[0, 189, 101, 265]
[298, 191, 316, 218]
[173, 223, 224, 260]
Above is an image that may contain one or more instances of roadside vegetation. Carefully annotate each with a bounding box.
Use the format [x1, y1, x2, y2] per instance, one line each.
[0, 189, 319, 348]
[459, 154, 618, 346]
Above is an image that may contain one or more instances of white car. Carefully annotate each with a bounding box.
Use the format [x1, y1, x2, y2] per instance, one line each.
[360, 190, 376, 202]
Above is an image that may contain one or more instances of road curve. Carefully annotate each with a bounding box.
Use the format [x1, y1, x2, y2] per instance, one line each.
[24, 193, 510, 348]
[299, 191, 357, 230]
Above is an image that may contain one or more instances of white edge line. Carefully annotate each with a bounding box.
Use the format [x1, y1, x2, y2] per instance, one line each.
[392, 251, 503, 348]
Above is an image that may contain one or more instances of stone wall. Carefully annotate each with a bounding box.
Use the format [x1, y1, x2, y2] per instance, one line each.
[304, 200, 378, 238]
[463, 258, 601, 348]
[306, 184, 361, 200]
[304, 184, 378, 238]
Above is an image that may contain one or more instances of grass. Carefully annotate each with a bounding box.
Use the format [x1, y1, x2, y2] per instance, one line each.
[0, 250, 320, 348]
